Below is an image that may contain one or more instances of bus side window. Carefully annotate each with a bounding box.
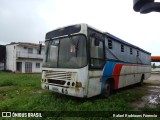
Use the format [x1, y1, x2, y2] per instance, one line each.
[90, 37, 104, 68]
[108, 39, 112, 49]
[121, 44, 124, 52]
[130, 48, 133, 55]
[94, 38, 100, 46]
[137, 51, 139, 56]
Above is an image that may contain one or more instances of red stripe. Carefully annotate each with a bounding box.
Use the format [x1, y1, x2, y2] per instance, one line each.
[113, 64, 123, 89]
[112, 64, 150, 89]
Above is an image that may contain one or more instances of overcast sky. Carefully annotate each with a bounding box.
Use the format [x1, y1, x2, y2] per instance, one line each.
[0, 0, 160, 55]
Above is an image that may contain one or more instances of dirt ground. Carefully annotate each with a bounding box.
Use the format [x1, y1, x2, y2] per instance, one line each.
[133, 73, 160, 110]
[144, 73, 160, 85]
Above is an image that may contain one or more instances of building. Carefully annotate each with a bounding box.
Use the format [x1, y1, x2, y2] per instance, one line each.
[0, 45, 6, 70]
[6, 42, 44, 73]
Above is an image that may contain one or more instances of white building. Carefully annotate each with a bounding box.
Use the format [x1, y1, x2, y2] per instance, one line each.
[6, 42, 45, 73]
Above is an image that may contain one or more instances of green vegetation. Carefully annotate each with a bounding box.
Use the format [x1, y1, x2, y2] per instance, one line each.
[0, 71, 159, 119]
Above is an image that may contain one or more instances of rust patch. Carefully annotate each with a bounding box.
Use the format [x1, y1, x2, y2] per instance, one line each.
[75, 88, 80, 93]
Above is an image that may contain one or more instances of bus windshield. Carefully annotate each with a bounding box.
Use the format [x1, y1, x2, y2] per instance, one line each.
[43, 34, 87, 68]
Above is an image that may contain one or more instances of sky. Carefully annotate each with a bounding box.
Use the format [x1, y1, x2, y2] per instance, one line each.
[0, 0, 160, 56]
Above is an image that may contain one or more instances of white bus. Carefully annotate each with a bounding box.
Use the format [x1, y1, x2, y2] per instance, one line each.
[41, 24, 151, 98]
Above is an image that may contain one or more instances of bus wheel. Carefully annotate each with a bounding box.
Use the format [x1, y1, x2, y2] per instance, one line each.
[103, 80, 112, 98]
[139, 74, 144, 86]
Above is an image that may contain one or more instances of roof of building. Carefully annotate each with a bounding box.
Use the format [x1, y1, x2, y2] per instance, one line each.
[6, 42, 44, 47]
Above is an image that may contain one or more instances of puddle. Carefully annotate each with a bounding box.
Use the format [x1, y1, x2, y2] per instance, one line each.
[148, 85, 160, 89]
[132, 73, 160, 109]
[143, 86, 160, 107]
[133, 85, 160, 109]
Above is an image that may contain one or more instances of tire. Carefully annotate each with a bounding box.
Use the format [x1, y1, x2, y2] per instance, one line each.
[139, 75, 144, 86]
[103, 80, 112, 98]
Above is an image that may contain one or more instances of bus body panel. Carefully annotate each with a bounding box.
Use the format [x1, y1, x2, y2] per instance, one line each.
[87, 71, 102, 97]
[41, 66, 89, 98]
[118, 65, 151, 88]
[100, 61, 151, 93]
[41, 83, 85, 97]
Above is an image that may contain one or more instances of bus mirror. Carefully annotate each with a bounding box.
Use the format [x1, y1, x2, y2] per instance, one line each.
[140, 2, 160, 13]
[94, 39, 100, 46]
[133, 0, 160, 13]
[133, 0, 154, 12]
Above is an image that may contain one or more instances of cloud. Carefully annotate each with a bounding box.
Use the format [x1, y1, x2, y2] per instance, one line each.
[0, 0, 159, 55]
[0, 0, 48, 44]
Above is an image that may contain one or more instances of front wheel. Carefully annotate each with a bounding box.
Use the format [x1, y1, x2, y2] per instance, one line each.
[103, 80, 112, 98]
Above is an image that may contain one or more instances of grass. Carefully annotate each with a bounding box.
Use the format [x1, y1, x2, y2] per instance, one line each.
[0, 71, 159, 120]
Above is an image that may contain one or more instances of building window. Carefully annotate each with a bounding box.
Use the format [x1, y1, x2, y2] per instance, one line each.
[37, 49, 39, 54]
[130, 48, 133, 55]
[121, 44, 124, 52]
[28, 48, 33, 54]
[36, 63, 40, 68]
[137, 51, 139, 56]
[108, 39, 112, 49]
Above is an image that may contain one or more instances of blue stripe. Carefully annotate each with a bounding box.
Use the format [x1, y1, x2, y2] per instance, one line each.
[101, 61, 116, 93]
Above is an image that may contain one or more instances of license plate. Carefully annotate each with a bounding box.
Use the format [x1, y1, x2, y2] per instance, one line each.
[52, 87, 59, 92]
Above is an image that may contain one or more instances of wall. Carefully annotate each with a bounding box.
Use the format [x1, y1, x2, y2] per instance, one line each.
[16, 45, 44, 73]
[6, 43, 45, 73]
[17, 59, 43, 73]
[6, 44, 17, 72]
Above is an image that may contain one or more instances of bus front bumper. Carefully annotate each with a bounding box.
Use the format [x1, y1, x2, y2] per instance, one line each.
[41, 83, 85, 98]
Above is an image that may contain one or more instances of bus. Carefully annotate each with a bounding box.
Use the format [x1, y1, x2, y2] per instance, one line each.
[41, 23, 151, 98]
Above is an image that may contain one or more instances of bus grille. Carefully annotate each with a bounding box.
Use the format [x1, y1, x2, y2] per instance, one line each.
[45, 71, 76, 81]
[47, 79, 66, 85]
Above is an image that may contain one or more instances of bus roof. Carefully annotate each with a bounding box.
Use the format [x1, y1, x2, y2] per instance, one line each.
[45, 24, 81, 40]
[45, 23, 151, 55]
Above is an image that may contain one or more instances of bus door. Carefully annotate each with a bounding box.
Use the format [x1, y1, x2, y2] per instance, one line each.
[87, 33, 105, 97]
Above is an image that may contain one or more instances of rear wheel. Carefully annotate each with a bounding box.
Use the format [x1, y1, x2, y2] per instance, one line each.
[103, 80, 112, 98]
[139, 74, 144, 86]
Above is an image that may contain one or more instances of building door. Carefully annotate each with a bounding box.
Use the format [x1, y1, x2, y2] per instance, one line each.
[16, 62, 22, 72]
[25, 62, 32, 73]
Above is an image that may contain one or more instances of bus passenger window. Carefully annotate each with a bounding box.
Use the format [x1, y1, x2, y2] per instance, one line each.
[108, 39, 112, 49]
[121, 44, 124, 52]
[137, 51, 139, 56]
[130, 48, 133, 55]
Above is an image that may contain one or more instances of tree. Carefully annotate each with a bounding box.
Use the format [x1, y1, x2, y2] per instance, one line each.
[152, 63, 156, 69]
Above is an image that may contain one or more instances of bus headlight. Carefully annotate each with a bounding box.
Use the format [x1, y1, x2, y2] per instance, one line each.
[67, 82, 70, 86]
[72, 82, 75, 86]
